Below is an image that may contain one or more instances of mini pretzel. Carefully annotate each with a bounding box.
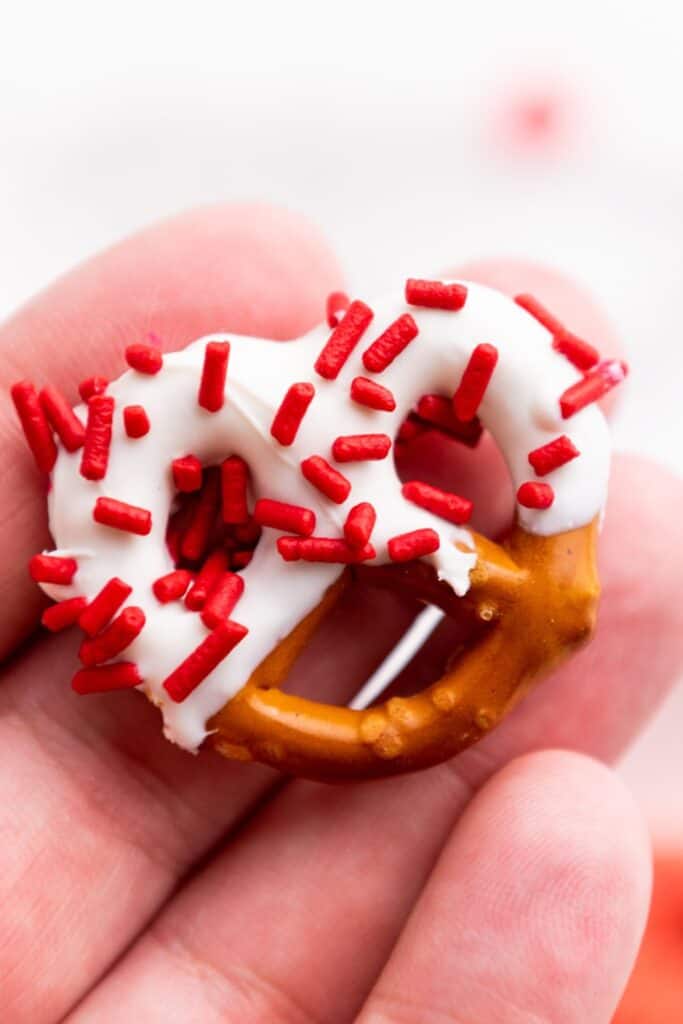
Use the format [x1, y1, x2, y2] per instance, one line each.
[12, 278, 626, 781]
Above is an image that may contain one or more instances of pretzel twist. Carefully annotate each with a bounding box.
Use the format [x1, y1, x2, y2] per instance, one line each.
[12, 276, 624, 780]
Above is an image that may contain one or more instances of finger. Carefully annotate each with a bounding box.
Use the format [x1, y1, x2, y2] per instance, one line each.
[67, 752, 648, 1024]
[66, 761, 474, 1023]
[0, 204, 342, 1023]
[0, 202, 341, 657]
[356, 751, 650, 1024]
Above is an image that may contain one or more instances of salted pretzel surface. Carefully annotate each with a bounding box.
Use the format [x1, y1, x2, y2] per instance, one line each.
[12, 278, 626, 780]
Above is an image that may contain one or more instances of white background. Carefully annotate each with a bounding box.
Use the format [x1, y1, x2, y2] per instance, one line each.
[1, 0, 681, 838]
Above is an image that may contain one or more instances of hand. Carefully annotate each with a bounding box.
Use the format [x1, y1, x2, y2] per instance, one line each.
[1, 205, 681, 1023]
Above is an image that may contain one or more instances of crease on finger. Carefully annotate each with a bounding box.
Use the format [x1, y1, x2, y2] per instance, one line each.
[79, 917, 327, 1024]
[359, 987, 547, 1024]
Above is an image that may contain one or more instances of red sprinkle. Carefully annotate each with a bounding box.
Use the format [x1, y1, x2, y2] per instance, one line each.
[528, 435, 580, 476]
[72, 662, 142, 695]
[123, 405, 150, 438]
[515, 293, 563, 332]
[517, 481, 555, 509]
[125, 343, 163, 374]
[39, 386, 85, 452]
[172, 455, 203, 493]
[560, 360, 628, 419]
[388, 528, 440, 563]
[453, 344, 498, 422]
[405, 278, 468, 311]
[11, 380, 57, 472]
[362, 313, 418, 373]
[314, 300, 374, 380]
[29, 554, 77, 584]
[163, 620, 248, 703]
[181, 472, 219, 561]
[166, 506, 191, 564]
[221, 456, 249, 524]
[93, 497, 152, 535]
[185, 550, 229, 610]
[231, 549, 253, 570]
[301, 456, 351, 504]
[270, 382, 315, 446]
[415, 395, 483, 447]
[276, 536, 302, 562]
[80, 395, 115, 480]
[514, 293, 599, 371]
[153, 569, 193, 604]
[232, 517, 261, 547]
[277, 537, 375, 564]
[201, 572, 245, 629]
[254, 498, 316, 536]
[79, 606, 146, 667]
[402, 481, 473, 525]
[198, 341, 230, 412]
[326, 291, 350, 328]
[332, 433, 392, 463]
[79, 577, 132, 636]
[343, 502, 376, 547]
[41, 597, 88, 632]
[78, 376, 108, 402]
[553, 331, 601, 372]
[397, 416, 429, 444]
[349, 377, 396, 412]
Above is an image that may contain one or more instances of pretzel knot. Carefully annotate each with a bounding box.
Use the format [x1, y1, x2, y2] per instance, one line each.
[13, 278, 626, 781]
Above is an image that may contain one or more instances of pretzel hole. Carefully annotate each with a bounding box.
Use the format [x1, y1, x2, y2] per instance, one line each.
[270, 397, 518, 708]
[394, 395, 515, 537]
[279, 565, 493, 708]
[165, 461, 261, 573]
[373, 611, 487, 705]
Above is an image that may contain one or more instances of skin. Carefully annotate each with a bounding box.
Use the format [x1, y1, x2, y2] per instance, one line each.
[0, 203, 681, 1023]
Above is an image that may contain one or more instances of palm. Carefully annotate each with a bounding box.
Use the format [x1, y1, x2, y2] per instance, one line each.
[1, 205, 680, 1023]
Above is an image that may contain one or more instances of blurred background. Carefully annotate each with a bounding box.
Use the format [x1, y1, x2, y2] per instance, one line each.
[1, 1, 681, 1016]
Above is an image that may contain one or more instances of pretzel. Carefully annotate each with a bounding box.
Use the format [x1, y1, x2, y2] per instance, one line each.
[12, 277, 626, 781]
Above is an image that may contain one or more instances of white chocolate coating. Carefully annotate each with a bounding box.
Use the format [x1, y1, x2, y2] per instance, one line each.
[41, 282, 611, 751]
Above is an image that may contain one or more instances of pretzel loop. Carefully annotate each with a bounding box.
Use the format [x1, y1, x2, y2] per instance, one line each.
[210, 519, 599, 780]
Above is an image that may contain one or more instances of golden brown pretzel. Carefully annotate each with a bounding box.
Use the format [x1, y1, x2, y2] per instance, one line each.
[210, 519, 599, 781]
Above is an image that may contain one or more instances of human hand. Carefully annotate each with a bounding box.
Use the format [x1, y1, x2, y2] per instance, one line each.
[2, 205, 682, 1022]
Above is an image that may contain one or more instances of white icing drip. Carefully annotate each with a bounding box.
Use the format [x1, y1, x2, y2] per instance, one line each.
[41, 281, 611, 751]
